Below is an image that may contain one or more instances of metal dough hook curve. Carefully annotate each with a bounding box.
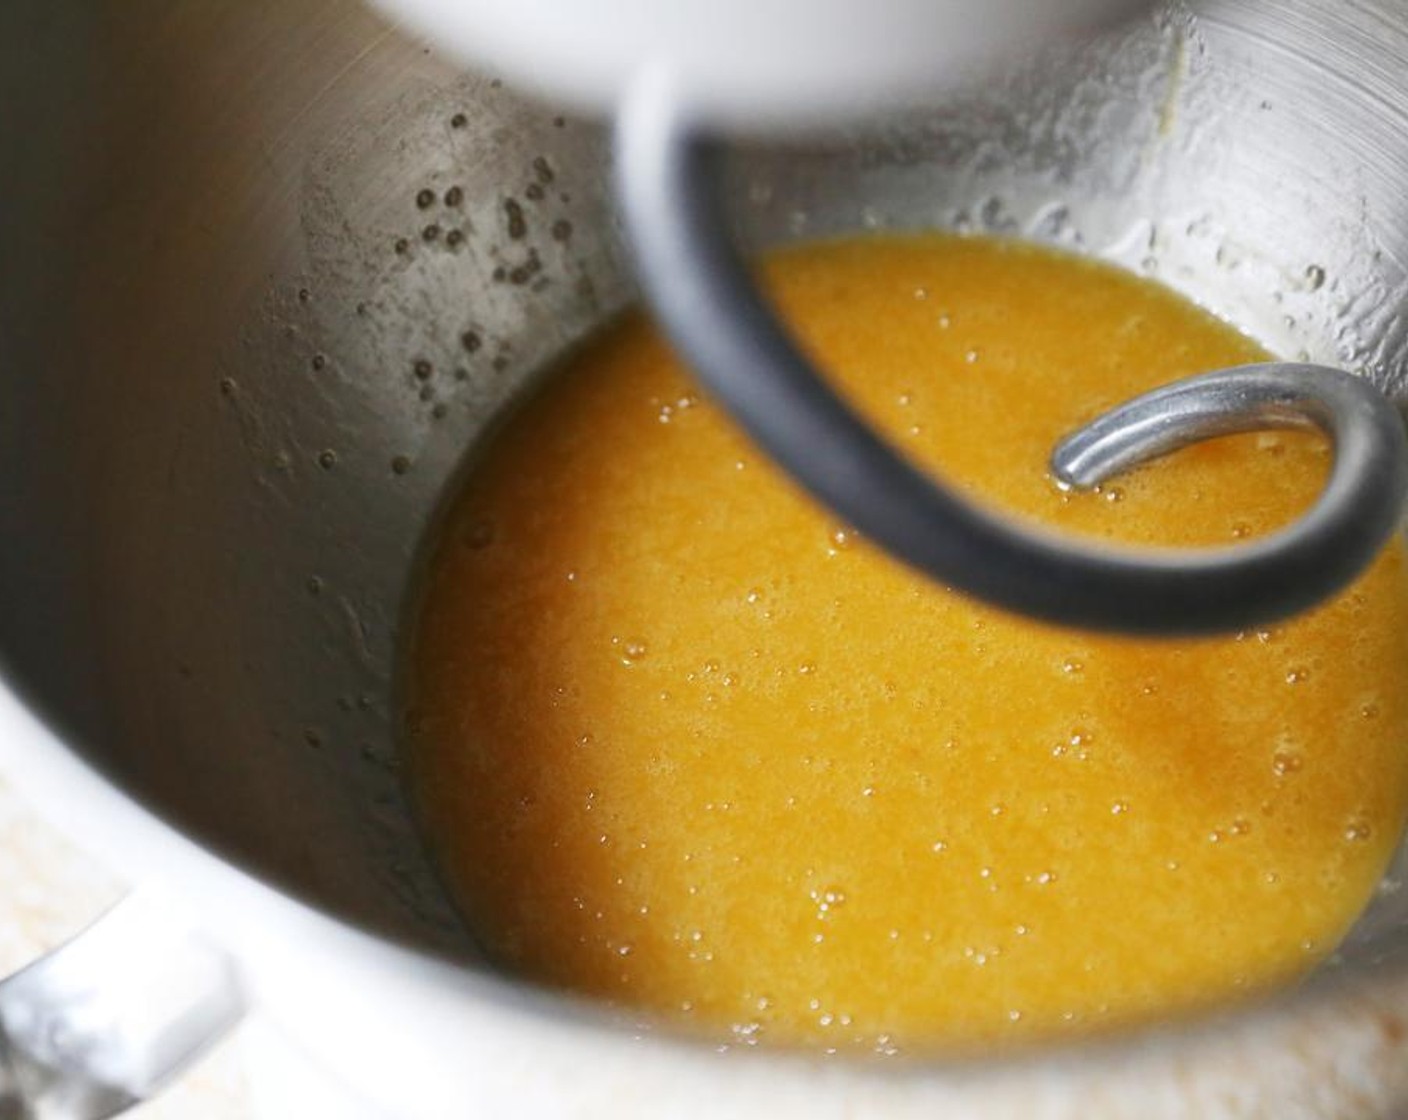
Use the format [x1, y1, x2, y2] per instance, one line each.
[614, 70, 1408, 636]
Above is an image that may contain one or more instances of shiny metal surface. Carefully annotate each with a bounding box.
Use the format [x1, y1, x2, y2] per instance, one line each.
[1049, 361, 1407, 594]
[5, 0, 1408, 1115]
[0, 894, 244, 1119]
[616, 82, 1408, 633]
[1052, 364, 1404, 489]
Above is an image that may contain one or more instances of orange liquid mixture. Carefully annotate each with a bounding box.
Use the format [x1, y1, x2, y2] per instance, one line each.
[407, 236, 1408, 1052]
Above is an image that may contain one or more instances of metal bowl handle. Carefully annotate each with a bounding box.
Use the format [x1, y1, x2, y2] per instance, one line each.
[615, 71, 1408, 636]
[0, 891, 244, 1120]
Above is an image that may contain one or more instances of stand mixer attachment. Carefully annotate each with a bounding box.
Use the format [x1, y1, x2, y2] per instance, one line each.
[378, 0, 1408, 635]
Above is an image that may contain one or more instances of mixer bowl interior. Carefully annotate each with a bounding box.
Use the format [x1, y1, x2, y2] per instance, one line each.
[3, 0, 1408, 1014]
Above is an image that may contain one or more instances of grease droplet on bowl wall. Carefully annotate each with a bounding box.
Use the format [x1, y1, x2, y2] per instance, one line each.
[505, 198, 527, 240]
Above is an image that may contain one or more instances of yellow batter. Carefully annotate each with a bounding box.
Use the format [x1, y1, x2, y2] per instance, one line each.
[406, 236, 1408, 1053]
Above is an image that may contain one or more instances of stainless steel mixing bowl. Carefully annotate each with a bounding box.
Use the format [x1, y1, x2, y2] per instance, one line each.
[6, 0, 1408, 1114]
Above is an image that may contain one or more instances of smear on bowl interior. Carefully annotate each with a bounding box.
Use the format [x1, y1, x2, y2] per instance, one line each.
[405, 235, 1408, 1054]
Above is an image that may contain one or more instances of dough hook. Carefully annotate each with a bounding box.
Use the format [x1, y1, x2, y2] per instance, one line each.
[368, 0, 1408, 636]
[615, 72, 1408, 636]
